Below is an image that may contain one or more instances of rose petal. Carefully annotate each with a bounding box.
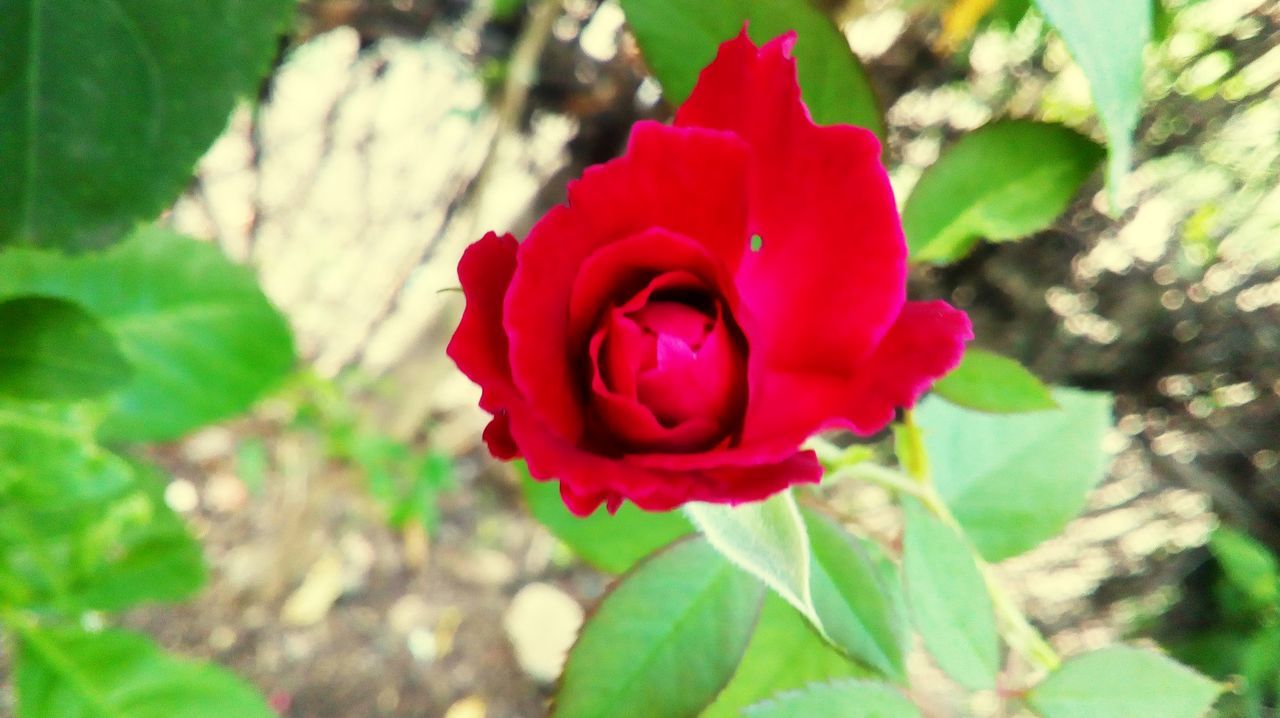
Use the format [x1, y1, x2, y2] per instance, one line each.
[631, 303, 713, 352]
[588, 314, 723, 452]
[676, 32, 903, 371]
[511, 400, 821, 516]
[636, 308, 745, 432]
[446, 232, 520, 413]
[599, 270, 715, 398]
[568, 227, 733, 352]
[839, 299, 975, 434]
[504, 123, 752, 444]
[482, 412, 520, 460]
[675, 30, 914, 445]
[640, 300, 971, 458]
[598, 306, 651, 399]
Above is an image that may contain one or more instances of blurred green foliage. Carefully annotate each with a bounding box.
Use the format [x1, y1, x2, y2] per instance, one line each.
[0, 0, 296, 714]
[289, 372, 456, 535]
[1160, 528, 1280, 717]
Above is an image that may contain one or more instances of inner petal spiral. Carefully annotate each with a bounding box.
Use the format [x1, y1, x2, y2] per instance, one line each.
[588, 291, 747, 453]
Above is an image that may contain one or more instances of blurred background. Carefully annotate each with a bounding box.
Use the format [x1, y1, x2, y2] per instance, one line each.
[41, 0, 1278, 715]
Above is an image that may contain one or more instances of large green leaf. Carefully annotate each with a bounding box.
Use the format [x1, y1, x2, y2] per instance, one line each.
[520, 463, 692, 574]
[554, 539, 764, 718]
[933, 348, 1057, 414]
[804, 509, 907, 682]
[1033, 0, 1150, 201]
[0, 404, 135, 607]
[65, 462, 206, 612]
[0, 414, 205, 612]
[0, 0, 294, 250]
[0, 227, 295, 441]
[904, 121, 1104, 263]
[618, 0, 885, 138]
[69, 515, 205, 612]
[1025, 646, 1222, 718]
[686, 491, 819, 638]
[1209, 527, 1280, 612]
[14, 625, 276, 718]
[901, 498, 1000, 691]
[0, 297, 131, 401]
[914, 388, 1113, 561]
[743, 679, 922, 718]
[702, 594, 869, 718]
[0, 404, 133, 509]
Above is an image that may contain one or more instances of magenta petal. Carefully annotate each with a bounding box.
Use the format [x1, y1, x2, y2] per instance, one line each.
[559, 481, 609, 517]
[450, 30, 972, 517]
[840, 300, 975, 434]
[635, 312, 744, 432]
[445, 232, 520, 413]
[588, 315, 723, 452]
[569, 227, 735, 351]
[700, 449, 823, 505]
[676, 31, 906, 370]
[504, 124, 752, 444]
[510, 397, 821, 516]
[482, 413, 520, 460]
[738, 300, 972, 444]
[673, 30, 932, 451]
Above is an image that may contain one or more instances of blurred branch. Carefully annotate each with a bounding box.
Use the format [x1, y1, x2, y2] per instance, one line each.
[383, 0, 562, 441]
[1144, 438, 1280, 548]
[461, 0, 562, 240]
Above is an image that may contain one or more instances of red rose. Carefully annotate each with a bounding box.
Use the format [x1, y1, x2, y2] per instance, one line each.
[448, 30, 972, 516]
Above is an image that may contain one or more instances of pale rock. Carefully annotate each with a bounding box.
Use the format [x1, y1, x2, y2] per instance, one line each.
[388, 594, 432, 635]
[444, 696, 487, 718]
[281, 552, 345, 626]
[164, 479, 200, 513]
[503, 582, 583, 683]
[205, 471, 249, 513]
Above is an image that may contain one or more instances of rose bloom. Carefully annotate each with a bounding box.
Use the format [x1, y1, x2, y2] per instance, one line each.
[448, 30, 972, 516]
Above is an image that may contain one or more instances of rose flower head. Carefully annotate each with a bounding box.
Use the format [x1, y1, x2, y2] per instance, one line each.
[447, 29, 973, 516]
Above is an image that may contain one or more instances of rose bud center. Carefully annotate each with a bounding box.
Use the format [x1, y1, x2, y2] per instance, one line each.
[588, 292, 747, 453]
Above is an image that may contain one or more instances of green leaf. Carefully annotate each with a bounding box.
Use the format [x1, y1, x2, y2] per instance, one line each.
[66, 462, 206, 612]
[14, 625, 276, 718]
[988, 0, 1032, 28]
[70, 517, 205, 612]
[0, 404, 135, 608]
[1239, 627, 1280, 700]
[1164, 628, 1254, 681]
[904, 120, 1104, 263]
[701, 593, 870, 718]
[742, 679, 922, 718]
[914, 388, 1113, 561]
[901, 498, 1000, 691]
[554, 538, 764, 718]
[618, 0, 885, 138]
[1033, 0, 1150, 202]
[1210, 527, 1280, 611]
[0, 404, 133, 509]
[804, 509, 907, 682]
[933, 348, 1058, 413]
[863, 536, 911, 650]
[0, 297, 131, 401]
[1026, 646, 1222, 718]
[492, 0, 526, 19]
[686, 491, 819, 637]
[1151, 0, 1174, 43]
[0, 0, 295, 250]
[0, 422, 205, 613]
[0, 226, 296, 441]
[520, 463, 692, 574]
